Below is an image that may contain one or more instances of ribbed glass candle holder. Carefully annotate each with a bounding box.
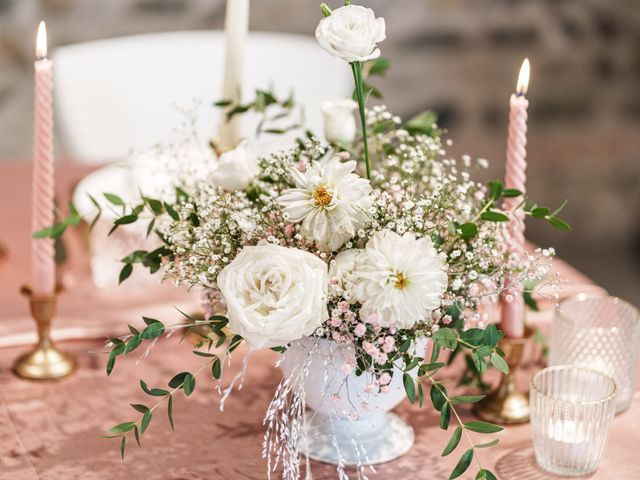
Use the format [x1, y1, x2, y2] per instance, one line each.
[549, 295, 640, 413]
[530, 366, 616, 476]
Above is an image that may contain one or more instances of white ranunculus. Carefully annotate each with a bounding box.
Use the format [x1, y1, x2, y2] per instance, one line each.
[322, 99, 358, 145]
[315, 5, 386, 63]
[217, 244, 328, 350]
[277, 156, 373, 251]
[352, 231, 448, 329]
[208, 142, 259, 191]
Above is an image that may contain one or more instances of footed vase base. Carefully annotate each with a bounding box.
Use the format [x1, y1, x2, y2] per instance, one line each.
[300, 412, 414, 466]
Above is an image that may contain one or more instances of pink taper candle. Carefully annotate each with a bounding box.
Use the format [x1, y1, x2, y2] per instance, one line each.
[31, 21, 56, 296]
[500, 58, 530, 339]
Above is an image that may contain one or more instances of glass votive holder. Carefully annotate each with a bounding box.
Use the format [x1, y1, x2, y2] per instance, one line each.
[530, 366, 617, 476]
[549, 295, 640, 413]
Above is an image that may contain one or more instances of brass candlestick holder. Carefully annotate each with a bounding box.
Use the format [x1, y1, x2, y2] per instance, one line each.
[14, 284, 76, 380]
[473, 325, 535, 424]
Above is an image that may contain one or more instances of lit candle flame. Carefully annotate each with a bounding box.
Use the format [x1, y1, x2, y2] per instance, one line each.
[36, 21, 47, 60]
[516, 58, 530, 96]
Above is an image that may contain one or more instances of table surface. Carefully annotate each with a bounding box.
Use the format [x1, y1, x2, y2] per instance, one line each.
[0, 162, 635, 480]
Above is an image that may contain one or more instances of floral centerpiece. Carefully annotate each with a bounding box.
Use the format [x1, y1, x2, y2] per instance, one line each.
[43, 3, 568, 480]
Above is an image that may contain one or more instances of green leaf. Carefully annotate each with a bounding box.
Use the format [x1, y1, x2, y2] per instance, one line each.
[403, 373, 416, 403]
[146, 218, 156, 238]
[483, 324, 499, 348]
[464, 421, 504, 434]
[434, 328, 458, 350]
[460, 328, 484, 347]
[124, 335, 142, 355]
[167, 395, 175, 431]
[488, 180, 503, 200]
[133, 425, 140, 447]
[481, 211, 509, 222]
[120, 436, 126, 461]
[143, 316, 161, 326]
[212, 356, 222, 379]
[130, 403, 149, 414]
[114, 214, 138, 226]
[405, 110, 438, 136]
[476, 470, 498, 480]
[110, 422, 136, 434]
[141, 409, 152, 434]
[476, 345, 493, 358]
[441, 426, 462, 456]
[119, 263, 133, 284]
[471, 352, 488, 374]
[430, 383, 447, 411]
[440, 402, 451, 430]
[145, 198, 163, 214]
[139, 380, 169, 397]
[475, 438, 499, 449]
[368, 57, 390, 76]
[106, 352, 116, 376]
[183, 373, 196, 396]
[502, 188, 522, 198]
[228, 334, 243, 352]
[141, 321, 165, 340]
[523, 288, 539, 311]
[419, 362, 445, 376]
[418, 383, 424, 408]
[548, 216, 571, 231]
[449, 449, 474, 479]
[168, 372, 189, 389]
[399, 338, 412, 353]
[490, 352, 509, 374]
[104, 192, 125, 207]
[452, 395, 485, 404]
[192, 351, 215, 357]
[163, 202, 180, 221]
[459, 222, 478, 240]
[128, 325, 140, 336]
[531, 206, 549, 218]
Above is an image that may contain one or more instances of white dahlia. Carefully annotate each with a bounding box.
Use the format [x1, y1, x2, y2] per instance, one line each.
[277, 157, 373, 251]
[352, 231, 448, 329]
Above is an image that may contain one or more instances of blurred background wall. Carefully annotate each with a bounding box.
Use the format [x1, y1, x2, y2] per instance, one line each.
[0, 0, 638, 303]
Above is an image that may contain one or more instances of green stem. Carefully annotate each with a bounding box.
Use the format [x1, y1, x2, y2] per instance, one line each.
[351, 61, 372, 180]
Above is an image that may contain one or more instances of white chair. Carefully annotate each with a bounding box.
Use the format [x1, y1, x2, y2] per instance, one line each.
[52, 31, 352, 164]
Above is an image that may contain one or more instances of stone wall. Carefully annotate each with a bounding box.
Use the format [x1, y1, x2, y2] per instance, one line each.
[0, 0, 638, 301]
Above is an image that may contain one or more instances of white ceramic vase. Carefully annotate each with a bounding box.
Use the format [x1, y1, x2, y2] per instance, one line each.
[279, 336, 428, 466]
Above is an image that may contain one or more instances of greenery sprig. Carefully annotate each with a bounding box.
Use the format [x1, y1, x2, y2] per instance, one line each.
[214, 88, 300, 138]
[103, 311, 243, 460]
[396, 323, 505, 480]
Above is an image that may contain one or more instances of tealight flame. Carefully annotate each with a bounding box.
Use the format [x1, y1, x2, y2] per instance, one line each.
[516, 58, 530, 96]
[36, 21, 47, 59]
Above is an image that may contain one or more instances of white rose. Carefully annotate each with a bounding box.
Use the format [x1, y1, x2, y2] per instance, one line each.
[208, 141, 259, 191]
[315, 5, 386, 63]
[322, 99, 358, 145]
[217, 244, 328, 350]
[328, 248, 362, 296]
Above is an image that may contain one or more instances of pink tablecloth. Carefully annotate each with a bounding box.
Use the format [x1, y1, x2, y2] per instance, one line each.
[1, 162, 634, 480]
